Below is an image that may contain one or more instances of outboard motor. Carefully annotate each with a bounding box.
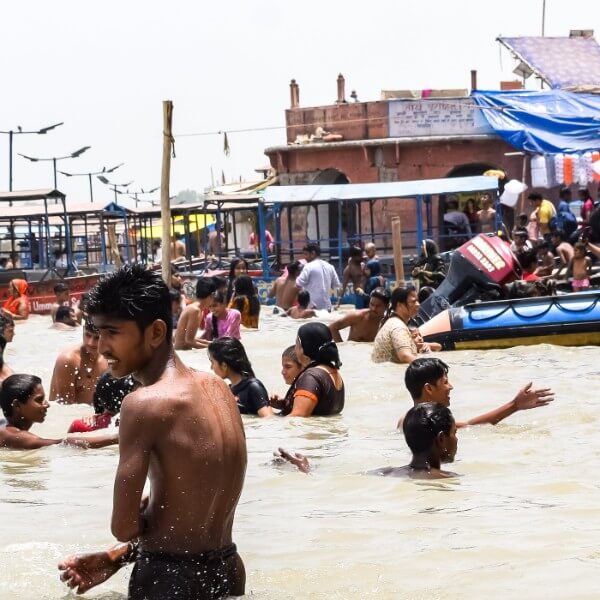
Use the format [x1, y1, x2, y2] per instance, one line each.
[416, 234, 521, 323]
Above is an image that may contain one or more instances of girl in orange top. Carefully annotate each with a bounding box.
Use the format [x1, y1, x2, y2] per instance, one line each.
[2, 279, 30, 320]
[228, 275, 260, 328]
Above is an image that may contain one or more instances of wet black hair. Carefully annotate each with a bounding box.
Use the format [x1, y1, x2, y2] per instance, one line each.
[0, 313, 15, 334]
[384, 286, 417, 321]
[404, 357, 449, 400]
[287, 261, 302, 278]
[169, 289, 182, 310]
[211, 275, 227, 292]
[55, 305, 74, 324]
[208, 337, 255, 378]
[282, 344, 301, 365]
[297, 290, 310, 308]
[232, 275, 260, 317]
[227, 257, 249, 301]
[403, 402, 454, 454]
[370, 287, 390, 304]
[196, 277, 216, 300]
[210, 290, 228, 339]
[93, 372, 135, 415]
[517, 249, 538, 271]
[53, 283, 69, 294]
[86, 264, 173, 343]
[0, 374, 42, 418]
[297, 322, 341, 369]
[349, 246, 362, 260]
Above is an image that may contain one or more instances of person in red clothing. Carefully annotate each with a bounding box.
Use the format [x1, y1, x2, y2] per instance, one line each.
[518, 249, 540, 282]
[579, 188, 595, 225]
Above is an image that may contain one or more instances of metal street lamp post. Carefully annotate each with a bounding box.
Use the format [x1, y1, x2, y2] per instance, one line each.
[96, 176, 134, 203]
[18, 145, 91, 190]
[58, 163, 124, 202]
[0, 122, 64, 192]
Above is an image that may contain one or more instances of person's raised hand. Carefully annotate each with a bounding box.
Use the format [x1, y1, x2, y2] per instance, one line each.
[275, 447, 310, 473]
[269, 395, 287, 410]
[58, 550, 121, 594]
[514, 382, 554, 411]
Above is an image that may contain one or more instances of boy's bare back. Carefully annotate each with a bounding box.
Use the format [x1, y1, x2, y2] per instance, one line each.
[115, 363, 246, 554]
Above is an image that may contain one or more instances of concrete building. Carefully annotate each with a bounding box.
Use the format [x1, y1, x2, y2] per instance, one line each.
[264, 74, 525, 254]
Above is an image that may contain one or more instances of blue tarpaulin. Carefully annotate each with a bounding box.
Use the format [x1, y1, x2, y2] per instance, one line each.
[472, 90, 600, 154]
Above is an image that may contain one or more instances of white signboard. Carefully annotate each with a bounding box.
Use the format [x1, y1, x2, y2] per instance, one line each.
[388, 98, 493, 137]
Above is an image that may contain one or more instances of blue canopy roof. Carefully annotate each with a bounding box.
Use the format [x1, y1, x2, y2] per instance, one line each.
[262, 176, 498, 204]
[472, 90, 600, 154]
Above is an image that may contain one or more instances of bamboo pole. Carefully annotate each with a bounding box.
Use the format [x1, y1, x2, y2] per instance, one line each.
[161, 100, 174, 284]
[391, 216, 405, 287]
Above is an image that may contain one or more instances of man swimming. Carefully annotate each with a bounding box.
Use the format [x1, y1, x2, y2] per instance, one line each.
[329, 287, 390, 342]
[0, 374, 118, 449]
[277, 402, 458, 479]
[399, 357, 554, 428]
[49, 320, 108, 404]
[59, 265, 247, 599]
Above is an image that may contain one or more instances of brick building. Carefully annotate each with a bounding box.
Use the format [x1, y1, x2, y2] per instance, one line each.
[264, 75, 525, 253]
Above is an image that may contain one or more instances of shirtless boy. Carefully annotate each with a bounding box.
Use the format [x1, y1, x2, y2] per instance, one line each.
[268, 261, 301, 309]
[329, 287, 389, 342]
[51, 283, 70, 322]
[278, 402, 458, 479]
[337, 247, 365, 308]
[400, 357, 553, 428]
[49, 321, 108, 404]
[286, 290, 316, 319]
[567, 242, 592, 292]
[59, 265, 247, 600]
[0, 373, 117, 449]
[174, 277, 216, 350]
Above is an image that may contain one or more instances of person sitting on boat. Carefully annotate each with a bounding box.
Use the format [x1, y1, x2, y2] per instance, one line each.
[372, 287, 420, 364]
[398, 357, 553, 429]
[226, 257, 249, 302]
[277, 402, 459, 479]
[208, 337, 272, 418]
[174, 277, 217, 350]
[276, 322, 344, 417]
[268, 260, 301, 310]
[229, 275, 260, 328]
[2, 279, 30, 321]
[0, 374, 118, 450]
[198, 290, 241, 347]
[249, 226, 274, 255]
[49, 320, 109, 405]
[411, 239, 446, 289]
[534, 241, 556, 277]
[567, 242, 592, 292]
[285, 291, 317, 319]
[329, 287, 389, 343]
[53, 306, 80, 330]
[550, 230, 574, 271]
[517, 249, 541, 282]
[510, 228, 533, 254]
[337, 247, 366, 309]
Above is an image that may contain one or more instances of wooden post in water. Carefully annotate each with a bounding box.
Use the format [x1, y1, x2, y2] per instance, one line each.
[160, 100, 174, 284]
[392, 216, 405, 287]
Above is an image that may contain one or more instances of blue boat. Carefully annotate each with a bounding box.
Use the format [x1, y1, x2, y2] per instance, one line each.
[420, 290, 600, 350]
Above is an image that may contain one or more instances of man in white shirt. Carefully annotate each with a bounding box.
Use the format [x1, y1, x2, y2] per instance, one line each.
[296, 244, 341, 310]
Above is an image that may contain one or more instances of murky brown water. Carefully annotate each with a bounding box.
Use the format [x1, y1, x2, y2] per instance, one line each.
[1, 312, 599, 599]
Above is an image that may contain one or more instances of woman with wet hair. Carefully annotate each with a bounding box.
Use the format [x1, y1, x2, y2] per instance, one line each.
[226, 257, 249, 302]
[280, 322, 344, 417]
[229, 275, 260, 328]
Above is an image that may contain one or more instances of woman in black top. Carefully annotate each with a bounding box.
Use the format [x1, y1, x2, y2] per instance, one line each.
[280, 322, 344, 417]
[208, 337, 272, 417]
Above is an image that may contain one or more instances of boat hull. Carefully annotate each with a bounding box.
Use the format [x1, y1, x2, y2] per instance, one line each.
[0, 274, 100, 315]
[420, 290, 600, 350]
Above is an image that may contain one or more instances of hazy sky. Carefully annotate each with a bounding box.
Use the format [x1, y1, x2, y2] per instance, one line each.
[1, 0, 598, 204]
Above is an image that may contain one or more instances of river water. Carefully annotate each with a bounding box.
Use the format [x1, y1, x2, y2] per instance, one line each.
[1, 311, 599, 599]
